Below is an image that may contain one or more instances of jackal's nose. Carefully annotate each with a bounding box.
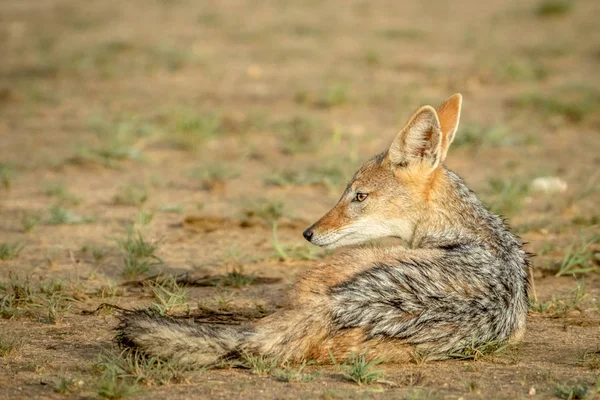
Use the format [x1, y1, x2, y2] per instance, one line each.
[302, 228, 314, 242]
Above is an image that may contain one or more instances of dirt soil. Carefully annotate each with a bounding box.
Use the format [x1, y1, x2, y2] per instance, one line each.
[1, 0, 599, 399]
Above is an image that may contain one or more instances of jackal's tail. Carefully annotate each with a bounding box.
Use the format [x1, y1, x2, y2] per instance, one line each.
[116, 310, 251, 367]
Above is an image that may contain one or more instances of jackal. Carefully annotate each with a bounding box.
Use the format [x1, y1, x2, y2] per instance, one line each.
[117, 94, 530, 366]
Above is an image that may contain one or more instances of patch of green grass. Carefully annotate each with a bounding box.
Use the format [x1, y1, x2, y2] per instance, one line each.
[96, 348, 187, 388]
[146, 276, 189, 316]
[116, 230, 163, 279]
[514, 89, 600, 124]
[364, 49, 381, 67]
[74, 144, 144, 168]
[117, 230, 162, 259]
[122, 256, 155, 279]
[484, 177, 530, 216]
[291, 24, 324, 37]
[316, 82, 350, 109]
[530, 283, 588, 317]
[453, 124, 517, 149]
[0, 163, 16, 190]
[197, 12, 221, 26]
[536, 0, 573, 17]
[134, 210, 154, 227]
[378, 28, 426, 40]
[187, 162, 240, 190]
[212, 292, 234, 311]
[44, 182, 81, 205]
[572, 215, 600, 227]
[577, 350, 600, 370]
[555, 235, 600, 276]
[219, 267, 256, 288]
[330, 352, 383, 386]
[448, 339, 508, 361]
[67, 39, 194, 77]
[53, 375, 77, 394]
[36, 292, 74, 324]
[241, 198, 288, 225]
[96, 282, 125, 299]
[113, 185, 148, 206]
[553, 383, 588, 399]
[156, 204, 184, 214]
[271, 361, 318, 382]
[46, 205, 94, 225]
[21, 212, 41, 233]
[264, 169, 302, 186]
[0, 273, 35, 319]
[97, 369, 141, 399]
[39, 279, 68, 296]
[166, 111, 222, 150]
[275, 116, 322, 154]
[265, 165, 346, 189]
[80, 243, 108, 262]
[71, 115, 152, 168]
[0, 334, 22, 357]
[241, 352, 279, 376]
[0, 242, 25, 261]
[494, 60, 548, 83]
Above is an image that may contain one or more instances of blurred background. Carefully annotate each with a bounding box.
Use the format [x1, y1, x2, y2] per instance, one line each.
[1, 1, 599, 398]
[1, 0, 599, 299]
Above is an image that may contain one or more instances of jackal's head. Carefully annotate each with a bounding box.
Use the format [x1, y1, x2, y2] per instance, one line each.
[303, 94, 462, 248]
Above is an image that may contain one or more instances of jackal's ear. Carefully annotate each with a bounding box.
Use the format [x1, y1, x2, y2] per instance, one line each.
[436, 93, 462, 162]
[387, 105, 442, 170]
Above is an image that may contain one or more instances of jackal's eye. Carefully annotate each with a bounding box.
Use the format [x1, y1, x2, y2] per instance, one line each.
[355, 192, 368, 202]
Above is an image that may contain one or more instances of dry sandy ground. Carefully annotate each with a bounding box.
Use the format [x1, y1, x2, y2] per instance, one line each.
[1, 0, 599, 399]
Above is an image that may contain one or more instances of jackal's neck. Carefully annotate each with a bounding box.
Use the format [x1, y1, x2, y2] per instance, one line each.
[413, 168, 522, 258]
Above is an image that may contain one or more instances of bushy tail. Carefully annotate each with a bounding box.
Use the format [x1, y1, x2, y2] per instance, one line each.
[116, 310, 251, 367]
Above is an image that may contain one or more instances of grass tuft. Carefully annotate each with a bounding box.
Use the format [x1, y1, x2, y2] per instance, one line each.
[275, 116, 322, 154]
[21, 213, 41, 233]
[116, 230, 163, 279]
[448, 339, 508, 361]
[316, 83, 350, 109]
[536, 0, 573, 17]
[514, 89, 600, 124]
[113, 185, 148, 206]
[0, 243, 25, 261]
[484, 177, 530, 216]
[271, 361, 318, 382]
[36, 292, 74, 324]
[0, 164, 16, 190]
[53, 375, 77, 394]
[44, 182, 81, 205]
[529, 283, 588, 317]
[241, 198, 288, 225]
[577, 350, 600, 370]
[555, 235, 600, 276]
[96, 348, 188, 387]
[553, 383, 588, 399]
[187, 163, 240, 190]
[146, 276, 189, 316]
[0, 334, 23, 357]
[219, 267, 256, 288]
[330, 351, 383, 386]
[240, 352, 279, 376]
[46, 205, 94, 225]
[166, 111, 222, 150]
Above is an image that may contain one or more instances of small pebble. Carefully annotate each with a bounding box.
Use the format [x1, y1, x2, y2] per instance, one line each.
[531, 177, 567, 194]
[529, 386, 536, 396]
